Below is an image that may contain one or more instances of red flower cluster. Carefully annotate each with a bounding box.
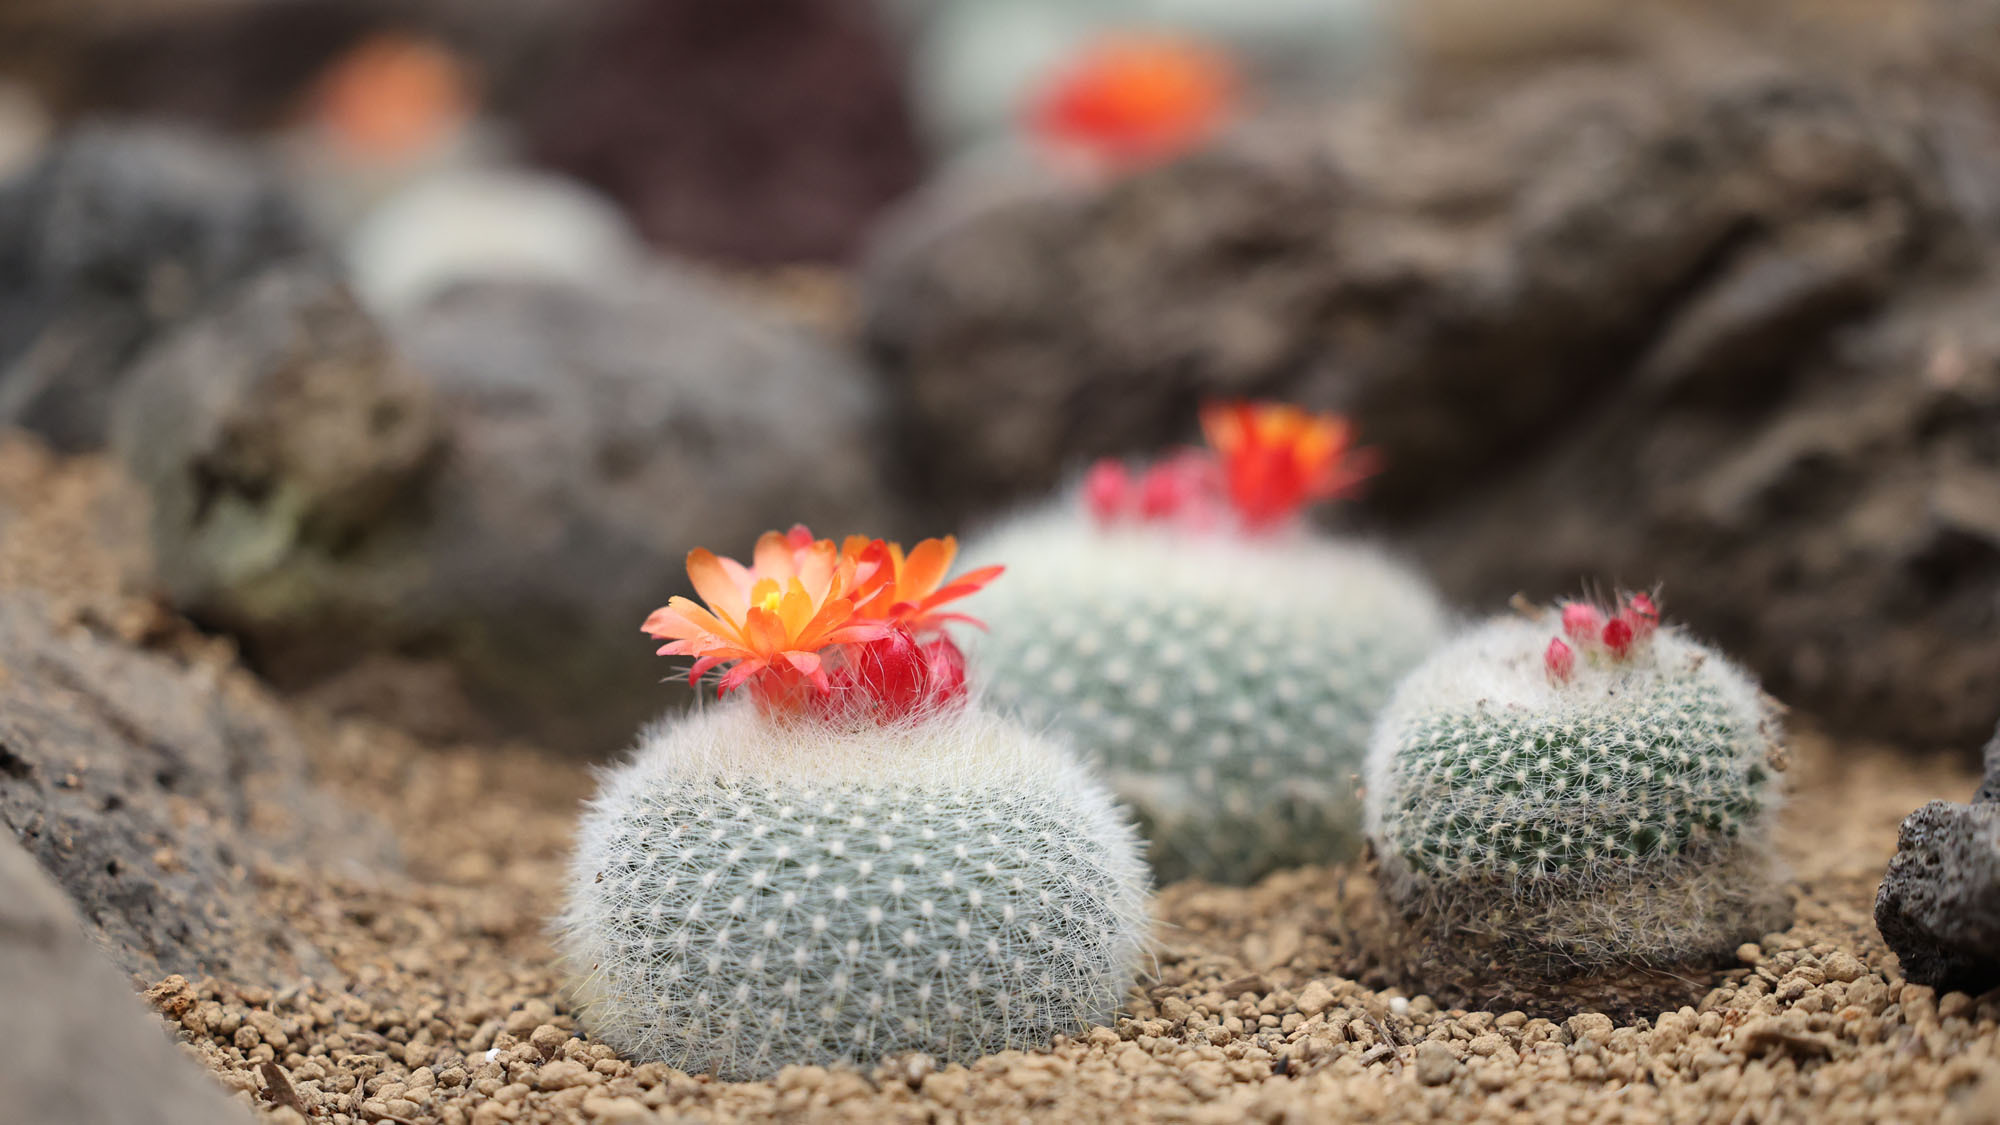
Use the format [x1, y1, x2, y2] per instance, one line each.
[1085, 401, 1376, 534]
[1545, 593, 1661, 685]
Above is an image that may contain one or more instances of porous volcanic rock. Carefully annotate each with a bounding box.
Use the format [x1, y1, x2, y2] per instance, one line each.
[865, 54, 2000, 747]
[1876, 724, 2000, 992]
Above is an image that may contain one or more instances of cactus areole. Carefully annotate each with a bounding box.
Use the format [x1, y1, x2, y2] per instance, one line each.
[562, 528, 1150, 1077]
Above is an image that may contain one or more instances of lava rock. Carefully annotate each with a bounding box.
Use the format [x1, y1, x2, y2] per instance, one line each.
[0, 122, 312, 450]
[1875, 729, 2000, 993]
[865, 58, 2000, 748]
[115, 263, 897, 754]
[0, 833, 255, 1125]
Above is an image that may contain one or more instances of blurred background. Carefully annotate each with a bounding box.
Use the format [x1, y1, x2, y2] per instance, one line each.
[0, 0, 1996, 760]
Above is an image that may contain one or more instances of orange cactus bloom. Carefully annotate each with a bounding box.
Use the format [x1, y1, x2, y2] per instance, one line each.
[1200, 401, 1376, 530]
[844, 535, 1003, 633]
[642, 527, 1001, 706]
[642, 531, 888, 697]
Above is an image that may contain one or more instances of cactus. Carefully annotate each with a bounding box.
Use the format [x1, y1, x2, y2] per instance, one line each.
[560, 527, 1150, 1077]
[1362, 593, 1791, 1003]
[965, 403, 1448, 884]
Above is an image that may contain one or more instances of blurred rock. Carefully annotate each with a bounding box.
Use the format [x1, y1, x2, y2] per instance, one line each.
[116, 263, 897, 754]
[0, 123, 312, 450]
[865, 59, 2000, 748]
[1876, 727, 2000, 992]
[524, 0, 923, 264]
[0, 436, 391, 983]
[0, 833, 255, 1125]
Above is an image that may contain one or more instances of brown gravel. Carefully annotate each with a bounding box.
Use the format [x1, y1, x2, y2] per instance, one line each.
[7, 435, 1997, 1123]
[133, 707, 1999, 1124]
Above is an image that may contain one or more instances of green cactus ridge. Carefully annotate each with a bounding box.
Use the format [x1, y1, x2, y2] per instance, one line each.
[966, 512, 1448, 884]
[1364, 613, 1787, 971]
[560, 704, 1151, 1079]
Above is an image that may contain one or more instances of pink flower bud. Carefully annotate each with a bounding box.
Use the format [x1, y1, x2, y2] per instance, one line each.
[1620, 592, 1660, 642]
[1545, 637, 1575, 684]
[1561, 602, 1604, 643]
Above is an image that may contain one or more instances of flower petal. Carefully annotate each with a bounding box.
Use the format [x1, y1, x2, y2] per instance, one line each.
[687, 549, 749, 622]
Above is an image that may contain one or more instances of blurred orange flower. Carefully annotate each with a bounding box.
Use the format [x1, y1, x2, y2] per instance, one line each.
[1200, 401, 1376, 530]
[1030, 34, 1236, 174]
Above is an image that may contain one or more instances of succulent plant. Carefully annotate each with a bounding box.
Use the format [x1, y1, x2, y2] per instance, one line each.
[560, 528, 1150, 1077]
[1362, 593, 1791, 1003]
[966, 403, 1448, 884]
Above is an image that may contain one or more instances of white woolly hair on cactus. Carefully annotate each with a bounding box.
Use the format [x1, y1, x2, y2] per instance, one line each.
[1363, 593, 1790, 974]
[561, 525, 1151, 1079]
[962, 403, 1449, 885]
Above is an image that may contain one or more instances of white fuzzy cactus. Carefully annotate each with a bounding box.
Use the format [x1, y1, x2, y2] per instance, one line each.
[561, 704, 1149, 1078]
[562, 526, 1150, 1077]
[1363, 594, 1791, 991]
[963, 403, 1448, 884]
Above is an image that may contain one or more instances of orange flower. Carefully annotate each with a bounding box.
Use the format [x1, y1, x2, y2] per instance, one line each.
[1199, 401, 1376, 530]
[843, 534, 1003, 633]
[642, 527, 1002, 708]
[1029, 35, 1236, 174]
[642, 530, 888, 698]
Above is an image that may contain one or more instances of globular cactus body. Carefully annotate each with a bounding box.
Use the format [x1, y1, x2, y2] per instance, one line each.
[969, 509, 1447, 884]
[1362, 599, 1790, 1010]
[562, 704, 1150, 1078]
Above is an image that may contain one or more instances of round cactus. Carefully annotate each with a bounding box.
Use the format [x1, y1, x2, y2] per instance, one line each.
[562, 705, 1149, 1078]
[1362, 594, 1791, 1004]
[561, 527, 1150, 1077]
[965, 403, 1448, 884]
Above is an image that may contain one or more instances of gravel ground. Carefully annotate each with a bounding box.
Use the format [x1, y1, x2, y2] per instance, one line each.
[141, 712, 1999, 1124]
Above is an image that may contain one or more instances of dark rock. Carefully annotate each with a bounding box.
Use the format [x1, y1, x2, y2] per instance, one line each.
[865, 60, 2000, 747]
[523, 0, 923, 264]
[0, 833, 255, 1125]
[1875, 734, 2000, 992]
[115, 264, 898, 754]
[0, 123, 312, 450]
